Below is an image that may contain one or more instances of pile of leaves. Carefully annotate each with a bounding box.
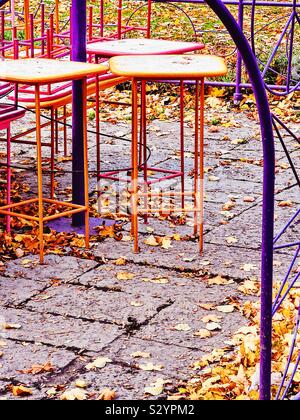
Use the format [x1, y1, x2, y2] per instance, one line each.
[172, 280, 300, 400]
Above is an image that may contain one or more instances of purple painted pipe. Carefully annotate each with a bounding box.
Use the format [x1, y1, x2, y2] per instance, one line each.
[204, 0, 275, 401]
[71, 0, 276, 399]
[71, 0, 87, 226]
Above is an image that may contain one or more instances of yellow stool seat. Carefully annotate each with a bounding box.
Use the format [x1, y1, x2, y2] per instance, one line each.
[109, 54, 227, 79]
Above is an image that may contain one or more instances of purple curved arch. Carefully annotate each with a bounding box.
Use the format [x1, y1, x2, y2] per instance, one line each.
[203, 0, 275, 400]
[69, 0, 276, 400]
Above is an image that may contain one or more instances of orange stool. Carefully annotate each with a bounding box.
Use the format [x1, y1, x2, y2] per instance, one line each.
[0, 58, 107, 263]
[109, 54, 227, 254]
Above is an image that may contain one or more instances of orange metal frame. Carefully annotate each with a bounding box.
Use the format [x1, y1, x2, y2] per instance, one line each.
[130, 76, 205, 254]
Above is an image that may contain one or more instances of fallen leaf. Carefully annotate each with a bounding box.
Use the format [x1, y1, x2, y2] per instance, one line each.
[208, 276, 234, 286]
[11, 385, 33, 397]
[116, 272, 135, 281]
[144, 378, 165, 396]
[139, 363, 163, 371]
[206, 322, 222, 331]
[174, 323, 192, 332]
[194, 329, 212, 338]
[60, 388, 87, 401]
[216, 305, 235, 313]
[144, 235, 159, 247]
[98, 388, 117, 400]
[131, 351, 151, 359]
[85, 357, 112, 371]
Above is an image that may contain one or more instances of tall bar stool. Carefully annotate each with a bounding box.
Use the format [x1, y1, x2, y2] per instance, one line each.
[0, 58, 107, 263]
[109, 54, 227, 254]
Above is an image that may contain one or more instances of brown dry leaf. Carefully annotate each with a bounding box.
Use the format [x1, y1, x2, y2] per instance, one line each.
[199, 303, 216, 311]
[202, 315, 222, 324]
[222, 201, 235, 211]
[174, 323, 192, 332]
[131, 351, 151, 359]
[238, 280, 260, 295]
[139, 363, 163, 371]
[11, 385, 33, 397]
[3, 323, 22, 330]
[144, 378, 165, 396]
[208, 276, 234, 286]
[206, 322, 222, 331]
[161, 237, 172, 249]
[116, 272, 135, 281]
[98, 388, 117, 400]
[242, 263, 257, 272]
[144, 235, 159, 247]
[216, 305, 235, 314]
[75, 380, 87, 389]
[115, 257, 127, 266]
[226, 236, 238, 244]
[278, 200, 293, 207]
[20, 361, 54, 375]
[60, 388, 87, 401]
[194, 329, 212, 339]
[130, 301, 143, 307]
[85, 357, 112, 371]
[243, 196, 255, 203]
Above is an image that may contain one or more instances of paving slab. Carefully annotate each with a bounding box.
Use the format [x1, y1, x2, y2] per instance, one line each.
[135, 297, 247, 351]
[0, 307, 123, 352]
[97, 337, 204, 382]
[24, 284, 172, 327]
[93, 239, 262, 280]
[4, 255, 98, 283]
[0, 276, 48, 306]
[0, 339, 76, 385]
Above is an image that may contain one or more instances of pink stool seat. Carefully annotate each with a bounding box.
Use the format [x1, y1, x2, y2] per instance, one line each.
[87, 38, 205, 57]
[0, 106, 26, 125]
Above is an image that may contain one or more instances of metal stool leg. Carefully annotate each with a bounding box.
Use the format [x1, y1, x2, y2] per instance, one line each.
[6, 126, 11, 233]
[63, 105, 68, 157]
[194, 81, 200, 237]
[35, 85, 45, 264]
[180, 81, 185, 209]
[141, 80, 148, 224]
[82, 77, 90, 249]
[199, 78, 205, 254]
[50, 109, 55, 200]
[131, 79, 139, 253]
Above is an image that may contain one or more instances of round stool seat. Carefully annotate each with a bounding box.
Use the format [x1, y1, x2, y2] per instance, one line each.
[109, 54, 227, 79]
[87, 38, 205, 57]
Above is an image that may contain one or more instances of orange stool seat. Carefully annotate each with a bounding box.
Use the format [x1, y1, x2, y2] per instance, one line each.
[0, 58, 108, 263]
[109, 54, 227, 254]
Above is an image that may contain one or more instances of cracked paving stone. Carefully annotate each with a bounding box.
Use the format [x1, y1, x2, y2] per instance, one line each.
[76, 262, 244, 303]
[0, 339, 75, 385]
[206, 203, 299, 249]
[24, 284, 170, 326]
[0, 307, 123, 352]
[135, 297, 247, 350]
[50, 363, 177, 400]
[93, 239, 262, 280]
[93, 337, 205, 382]
[4, 255, 98, 283]
[0, 276, 48, 306]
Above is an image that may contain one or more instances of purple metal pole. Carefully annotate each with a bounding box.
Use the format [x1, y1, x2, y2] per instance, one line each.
[234, 0, 244, 104]
[71, 0, 87, 226]
[201, 0, 275, 400]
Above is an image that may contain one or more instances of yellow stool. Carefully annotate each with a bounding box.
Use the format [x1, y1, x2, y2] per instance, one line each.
[109, 54, 227, 254]
[0, 59, 107, 263]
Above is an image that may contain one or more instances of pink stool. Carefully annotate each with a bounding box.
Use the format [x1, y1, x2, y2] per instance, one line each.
[0, 104, 26, 233]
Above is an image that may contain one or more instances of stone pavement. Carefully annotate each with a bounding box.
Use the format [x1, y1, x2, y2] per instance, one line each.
[0, 108, 299, 399]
